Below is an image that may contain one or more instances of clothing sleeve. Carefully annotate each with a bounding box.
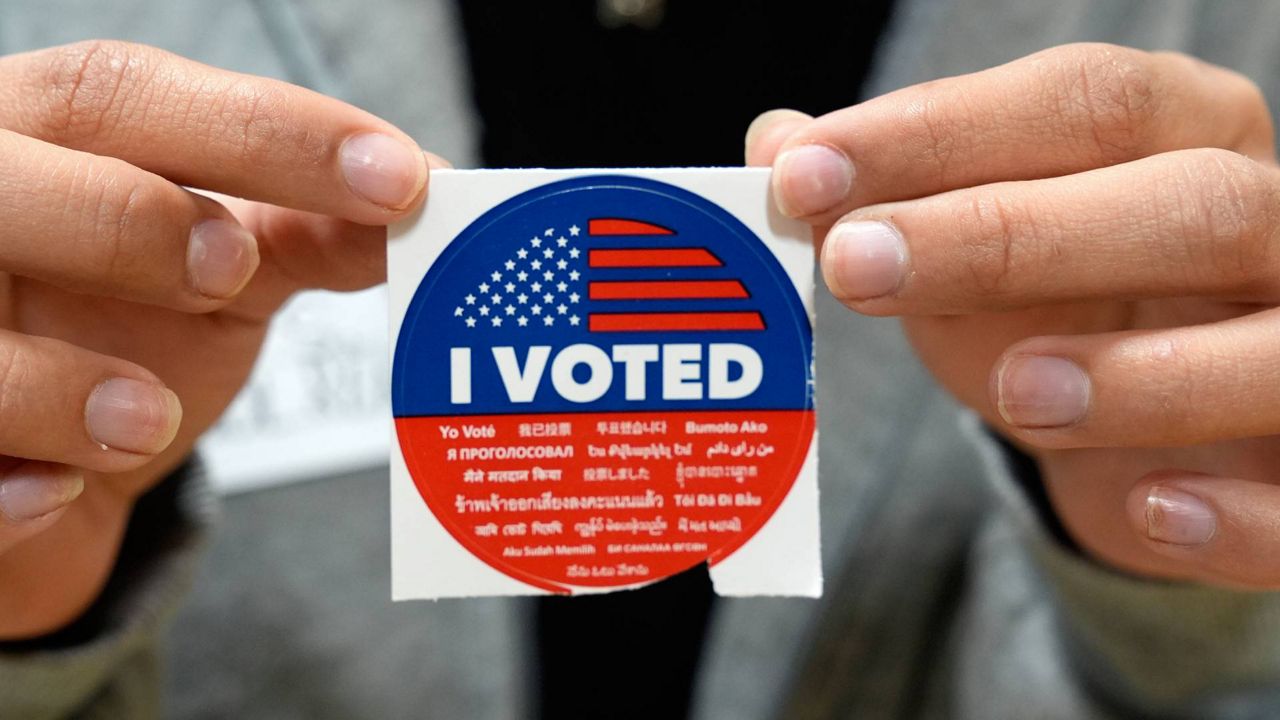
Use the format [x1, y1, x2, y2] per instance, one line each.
[964, 415, 1280, 718]
[0, 460, 214, 720]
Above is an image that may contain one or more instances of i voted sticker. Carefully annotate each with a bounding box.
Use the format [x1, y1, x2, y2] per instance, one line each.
[389, 170, 820, 598]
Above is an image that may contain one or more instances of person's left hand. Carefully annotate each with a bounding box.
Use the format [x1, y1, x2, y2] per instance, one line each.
[746, 43, 1280, 589]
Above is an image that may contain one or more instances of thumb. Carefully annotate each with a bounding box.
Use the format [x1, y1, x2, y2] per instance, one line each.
[0, 460, 84, 555]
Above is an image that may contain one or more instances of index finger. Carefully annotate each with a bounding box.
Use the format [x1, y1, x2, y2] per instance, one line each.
[756, 43, 1275, 222]
[0, 40, 428, 224]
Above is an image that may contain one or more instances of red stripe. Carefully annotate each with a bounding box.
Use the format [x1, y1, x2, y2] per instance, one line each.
[589, 248, 722, 268]
[589, 312, 765, 332]
[589, 218, 674, 236]
[589, 280, 748, 300]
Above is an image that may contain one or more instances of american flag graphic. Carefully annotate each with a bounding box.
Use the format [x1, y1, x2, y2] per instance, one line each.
[454, 218, 764, 333]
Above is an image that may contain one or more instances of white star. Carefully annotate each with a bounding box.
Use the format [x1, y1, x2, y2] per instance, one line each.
[543, 271, 554, 281]
[557, 237, 568, 247]
[568, 248, 581, 259]
[465, 294, 476, 305]
[543, 248, 554, 259]
[491, 271, 502, 282]
[517, 293, 529, 304]
[569, 270, 581, 281]
[454, 307, 464, 317]
[531, 305, 542, 315]
[517, 316, 529, 327]
[505, 305, 516, 316]
[569, 315, 581, 326]
[556, 259, 567, 270]
[517, 271, 528, 281]
[569, 225, 580, 236]
[531, 260, 542, 270]
[465, 317, 477, 328]
[531, 237, 542, 248]
[491, 317, 503, 327]
[504, 282, 516, 293]
[544, 228, 555, 237]
[478, 282, 490, 293]
[478, 306, 490, 316]
[504, 260, 516, 270]
[569, 292, 581, 303]
[543, 293, 554, 304]
[543, 315, 555, 326]
[517, 248, 528, 259]
[491, 294, 502, 304]
[556, 282, 568, 292]
[531, 282, 542, 292]
[557, 304, 568, 315]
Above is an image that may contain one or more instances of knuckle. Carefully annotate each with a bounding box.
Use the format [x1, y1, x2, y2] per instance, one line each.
[1053, 43, 1161, 162]
[0, 340, 34, 421]
[1168, 149, 1277, 286]
[1156, 52, 1276, 158]
[1228, 72, 1277, 156]
[956, 192, 1035, 297]
[213, 82, 318, 168]
[83, 163, 160, 281]
[1234, 73, 1275, 128]
[38, 40, 147, 144]
[898, 94, 977, 188]
[235, 85, 289, 164]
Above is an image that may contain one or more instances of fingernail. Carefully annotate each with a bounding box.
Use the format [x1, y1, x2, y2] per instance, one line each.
[340, 133, 426, 209]
[823, 221, 907, 299]
[187, 219, 259, 299]
[745, 109, 809, 160]
[773, 144, 854, 217]
[85, 378, 182, 455]
[0, 467, 83, 522]
[1145, 487, 1216, 546]
[996, 356, 1091, 428]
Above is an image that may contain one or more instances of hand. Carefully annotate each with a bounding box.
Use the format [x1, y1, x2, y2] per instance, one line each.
[0, 40, 441, 637]
[746, 44, 1280, 588]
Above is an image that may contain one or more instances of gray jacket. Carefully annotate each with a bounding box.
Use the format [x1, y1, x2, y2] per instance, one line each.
[1, 1, 1278, 718]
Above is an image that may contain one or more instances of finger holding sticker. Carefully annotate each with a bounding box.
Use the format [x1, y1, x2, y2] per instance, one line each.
[747, 42, 1280, 589]
[761, 43, 1272, 222]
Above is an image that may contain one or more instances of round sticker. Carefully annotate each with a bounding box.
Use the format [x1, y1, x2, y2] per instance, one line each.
[393, 175, 814, 593]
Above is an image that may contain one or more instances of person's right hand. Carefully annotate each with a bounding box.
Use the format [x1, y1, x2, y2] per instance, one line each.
[0, 40, 438, 638]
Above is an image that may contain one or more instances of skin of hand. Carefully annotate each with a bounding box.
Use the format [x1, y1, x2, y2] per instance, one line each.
[0, 40, 447, 639]
[746, 43, 1280, 589]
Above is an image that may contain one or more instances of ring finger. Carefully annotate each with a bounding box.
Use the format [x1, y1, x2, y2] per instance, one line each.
[0, 328, 181, 472]
[989, 307, 1280, 448]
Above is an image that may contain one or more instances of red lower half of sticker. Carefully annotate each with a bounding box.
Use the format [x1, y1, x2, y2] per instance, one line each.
[396, 409, 815, 593]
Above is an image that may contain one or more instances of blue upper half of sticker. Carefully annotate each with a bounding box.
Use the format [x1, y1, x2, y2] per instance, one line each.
[392, 175, 814, 416]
